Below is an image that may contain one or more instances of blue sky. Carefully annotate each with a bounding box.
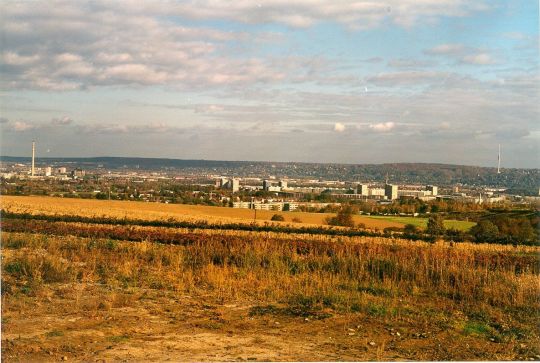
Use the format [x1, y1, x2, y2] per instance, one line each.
[1, 0, 538, 167]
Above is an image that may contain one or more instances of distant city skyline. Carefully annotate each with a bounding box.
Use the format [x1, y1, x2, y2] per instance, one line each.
[1, 1, 538, 168]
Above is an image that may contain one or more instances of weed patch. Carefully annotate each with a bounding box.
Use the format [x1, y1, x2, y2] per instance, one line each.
[107, 335, 130, 343]
[45, 330, 64, 338]
[463, 321, 491, 336]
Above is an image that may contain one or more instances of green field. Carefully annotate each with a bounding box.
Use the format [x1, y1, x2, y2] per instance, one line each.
[366, 215, 476, 231]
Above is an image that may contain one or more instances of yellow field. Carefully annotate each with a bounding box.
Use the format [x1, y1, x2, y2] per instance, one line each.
[1, 195, 402, 229]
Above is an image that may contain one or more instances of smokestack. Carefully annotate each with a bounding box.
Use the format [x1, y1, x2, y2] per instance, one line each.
[31, 140, 35, 177]
[497, 144, 501, 174]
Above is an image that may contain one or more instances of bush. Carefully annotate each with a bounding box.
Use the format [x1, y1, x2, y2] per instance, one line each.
[426, 214, 445, 236]
[470, 220, 499, 243]
[325, 205, 355, 228]
[403, 224, 418, 234]
[445, 228, 466, 242]
[292, 217, 302, 223]
[270, 214, 285, 222]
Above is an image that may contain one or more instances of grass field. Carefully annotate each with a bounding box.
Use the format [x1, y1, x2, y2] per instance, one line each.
[367, 216, 476, 231]
[2, 196, 403, 230]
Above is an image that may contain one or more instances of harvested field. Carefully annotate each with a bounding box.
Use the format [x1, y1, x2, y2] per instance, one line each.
[2, 196, 539, 361]
[1, 196, 402, 230]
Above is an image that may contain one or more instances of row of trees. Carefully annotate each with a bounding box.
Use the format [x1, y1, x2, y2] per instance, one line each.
[324, 205, 538, 245]
[297, 195, 499, 215]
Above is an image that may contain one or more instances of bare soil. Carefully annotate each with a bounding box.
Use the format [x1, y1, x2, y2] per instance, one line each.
[2, 283, 537, 362]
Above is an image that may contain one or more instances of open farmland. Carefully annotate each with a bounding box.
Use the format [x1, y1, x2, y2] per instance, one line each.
[1, 196, 402, 230]
[2, 199, 540, 361]
[2, 229, 539, 361]
[366, 216, 476, 231]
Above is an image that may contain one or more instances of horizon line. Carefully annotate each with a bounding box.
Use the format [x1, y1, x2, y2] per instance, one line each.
[1, 155, 536, 170]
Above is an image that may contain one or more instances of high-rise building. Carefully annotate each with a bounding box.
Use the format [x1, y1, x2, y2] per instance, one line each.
[231, 178, 240, 193]
[384, 183, 398, 200]
[45, 167, 52, 176]
[220, 178, 228, 188]
[426, 185, 438, 196]
[263, 180, 272, 191]
[71, 169, 85, 179]
[357, 184, 368, 196]
[278, 180, 288, 189]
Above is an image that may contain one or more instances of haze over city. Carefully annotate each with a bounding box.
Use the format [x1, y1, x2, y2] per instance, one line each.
[1, 1, 538, 167]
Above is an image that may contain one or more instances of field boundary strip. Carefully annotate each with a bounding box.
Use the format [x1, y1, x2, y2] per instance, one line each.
[1, 210, 385, 239]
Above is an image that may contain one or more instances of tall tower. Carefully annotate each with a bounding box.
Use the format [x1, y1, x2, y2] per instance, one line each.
[31, 140, 35, 177]
[497, 144, 501, 174]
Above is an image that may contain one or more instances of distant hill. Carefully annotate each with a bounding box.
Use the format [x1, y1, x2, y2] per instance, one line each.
[2, 156, 538, 194]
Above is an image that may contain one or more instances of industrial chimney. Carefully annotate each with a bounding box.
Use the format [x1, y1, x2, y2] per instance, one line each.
[497, 144, 501, 174]
[31, 140, 35, 177]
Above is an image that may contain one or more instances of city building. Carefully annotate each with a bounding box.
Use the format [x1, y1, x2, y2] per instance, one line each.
[398, 190, 429, 198]
[231, 178, 240, 193]
[232, 201, 299, 211]
[217, 177, 240, 192]
[219, 177, 228, 188]
[384, 183, 398, 200]
[369, 188, 385, 197]
[71, 169, 85, 179]
[427, 185, 438, 196]
[356, 184, 369, 196]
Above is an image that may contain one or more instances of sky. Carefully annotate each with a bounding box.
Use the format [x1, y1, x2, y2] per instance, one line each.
[1, 0, 538, 168]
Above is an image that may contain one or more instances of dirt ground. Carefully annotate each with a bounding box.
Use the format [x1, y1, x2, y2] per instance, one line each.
[2, 195, 402, 230]
[2, 283, 537, 362]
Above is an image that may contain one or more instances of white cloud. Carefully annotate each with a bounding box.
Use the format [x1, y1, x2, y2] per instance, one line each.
[0, 2, 293, 90]
[461, 53, 496, 65]
[367, 71, 449, 86]
[143, 0, 490, 29]
[2, 51, 40, 65]
[51, 116, 73, 125]
[0, 1, 493, 91]
[425, 43, 466, 55]
[425, 44, 497, 66]
[334, 122, 346, 132]
[369, 121, 395, 132]
[11, 121, 36, 131]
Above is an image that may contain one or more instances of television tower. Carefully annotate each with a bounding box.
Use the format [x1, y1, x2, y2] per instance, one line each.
[497, 144, 501, 174]
[31, 140, 35, 177]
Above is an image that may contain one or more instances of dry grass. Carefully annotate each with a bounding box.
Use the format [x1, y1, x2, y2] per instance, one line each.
[2, 231, 539, 361]
[1, 195, 402, 229]
[3, 230, 539, 313]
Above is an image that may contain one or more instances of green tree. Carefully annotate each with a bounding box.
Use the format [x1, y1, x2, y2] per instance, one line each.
[515, 219, 535, 243]
[470, 220, 499, 242]
[426, 214, 445, 237]
[404, 224, 418, 234]
[95, 192, 108, 200]
[325, 205, 356, 228]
